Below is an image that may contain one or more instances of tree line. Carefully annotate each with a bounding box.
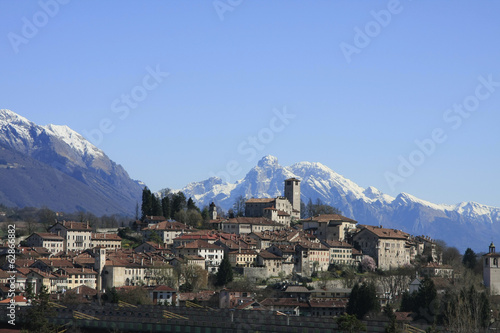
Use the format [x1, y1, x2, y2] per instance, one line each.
[140, 188, 211, 228]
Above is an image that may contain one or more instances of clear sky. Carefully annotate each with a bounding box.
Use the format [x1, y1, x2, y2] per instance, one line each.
[1, 1, 499, 207]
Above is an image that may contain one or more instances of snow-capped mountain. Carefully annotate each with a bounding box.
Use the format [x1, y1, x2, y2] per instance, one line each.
[177, 155, 500, 252]
[0, 109, 143, 216]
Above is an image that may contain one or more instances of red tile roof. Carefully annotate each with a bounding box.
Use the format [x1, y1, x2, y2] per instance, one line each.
[176, 240, 223, 250]
[246, 198, 275, 203]
[32, 233, 64, 240]
[142, 221, 190, 231]
[91, 233, 122, 240]
[302, 214, 357, 224]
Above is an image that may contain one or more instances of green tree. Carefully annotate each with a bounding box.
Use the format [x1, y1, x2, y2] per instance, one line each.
[174, 210, 187, 224]
[216, 257, 234, 286]
[186, 209, 203, 228]
[117, 287, 152, 305]
[171, 192, 187, 217]
[187, 197, 199, 211]
[151, 193, 163, 217]
[462, 247, 477, 270]
[336, 313, 366, 333]
[414, 277, 437, 323]
[162, 196, 171, 220]
[23, 285, 55, 333]
[149, 231, 163, 245]
[141, 187, 153, 220]
[384, 303, 399, 333]
[107, 287, 119, 303]
[24, 282, 34, 300]
[400, 291, 414, 312]
[347, 282, 379, 319]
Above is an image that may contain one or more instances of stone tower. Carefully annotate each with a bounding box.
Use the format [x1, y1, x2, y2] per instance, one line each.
[284, 178, 301, 219]
[209, 202, 217, 220]
[94, 247, 106, 292]
[483, 242, 500, 295]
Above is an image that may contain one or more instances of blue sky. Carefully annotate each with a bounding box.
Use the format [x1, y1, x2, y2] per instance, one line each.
[1, 0, 500, 207]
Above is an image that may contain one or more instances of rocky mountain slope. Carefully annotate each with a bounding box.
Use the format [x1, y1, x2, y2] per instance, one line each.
[0, 109, 143, 216]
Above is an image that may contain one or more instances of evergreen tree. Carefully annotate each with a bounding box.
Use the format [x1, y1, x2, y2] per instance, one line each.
[23, 285, 55, 333]
[347, 282, 379, 319]
[480, 291, 491, 328]
[201, 206, 210, 221]
[384, 303, 398, 333]
[141, 187, 153, 220]
[216, 257, 233, 286]
[462, 248, 477, 270]
[162, 196, 171, 220]
[149, 231, 163, 245]
[24, 282, 34, 300]
[151, 193, 163, 216]
[414, 276, 437, 323]
[400, 291, 414, 312]
[187, 197, 198, 211]
[106, 287, 119, 303]
[336, 313, 366, 333]
[171, 192, 187, 217]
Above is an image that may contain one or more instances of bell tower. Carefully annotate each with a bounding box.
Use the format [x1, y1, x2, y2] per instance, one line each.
[484, 242, 500, 295]
[284, 178, 301, 219]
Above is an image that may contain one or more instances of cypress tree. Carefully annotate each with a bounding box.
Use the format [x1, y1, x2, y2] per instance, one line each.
[216, 257, 233, 286]
[162, 196, 171, 220]
[141, 187, 152, 220]
[187, 197, 198, 211]
[462, 248, 477, 270]
[151, 193, 163, 216]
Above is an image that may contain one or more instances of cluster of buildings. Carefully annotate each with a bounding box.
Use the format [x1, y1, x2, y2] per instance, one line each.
[0, 177, 459, 314]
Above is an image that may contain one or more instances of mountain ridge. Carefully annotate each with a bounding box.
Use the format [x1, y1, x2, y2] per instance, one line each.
[176, 155, 499, 251]
[0, 109, 143, 216]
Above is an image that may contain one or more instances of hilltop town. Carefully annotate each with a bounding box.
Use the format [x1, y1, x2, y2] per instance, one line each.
[0, 178, 496, 331]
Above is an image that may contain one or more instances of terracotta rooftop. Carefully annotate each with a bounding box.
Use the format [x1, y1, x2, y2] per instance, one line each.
[32, 232, 64, 240]
[91, 233, 122, 240]
[225, 217, 281, 226]
[258, 250, 282, 260]
[322, 240, 353, 248]
[52, 221, 92, 231]
[142, 221, 190, 231]
[359, 225, 409, 240]
[176, 240, 223, 250]
[302, 214, 357, 224]
[246, 198, 275, 203]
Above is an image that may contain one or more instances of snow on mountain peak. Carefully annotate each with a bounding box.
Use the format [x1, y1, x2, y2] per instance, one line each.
[0, 109, 32, 126]
[43, 124, 104, 158]
[257, 155, 279, 168]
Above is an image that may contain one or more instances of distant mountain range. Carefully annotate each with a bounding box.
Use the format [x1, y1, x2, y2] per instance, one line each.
[177, 155, 500, 252]
[0, 109, 143, 216]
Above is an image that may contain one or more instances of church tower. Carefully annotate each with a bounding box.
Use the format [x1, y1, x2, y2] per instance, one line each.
[483, 242, 500, 295]
[94, 247, 106, 292]
[284, 178, 301, 219]
[209, 202, 217, 220]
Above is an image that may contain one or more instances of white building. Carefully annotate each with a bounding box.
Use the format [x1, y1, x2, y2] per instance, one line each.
[49, 221, 92, 253]
[24, 233, 64, 253]
[175, 240, 224, 273]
